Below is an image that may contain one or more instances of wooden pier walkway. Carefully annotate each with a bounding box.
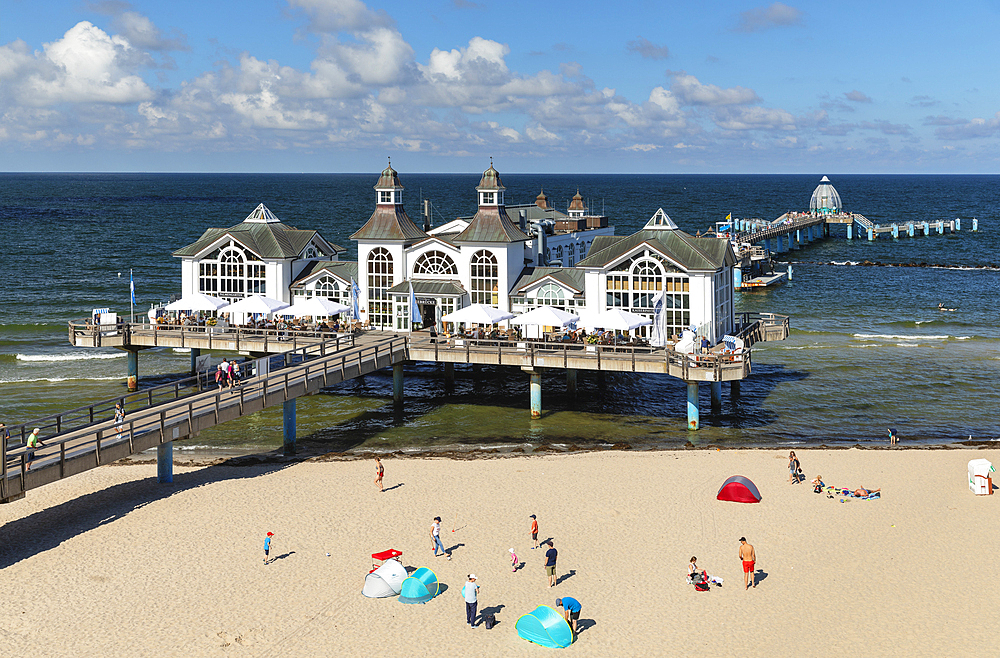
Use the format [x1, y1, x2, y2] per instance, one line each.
[2, 313, 788, 502]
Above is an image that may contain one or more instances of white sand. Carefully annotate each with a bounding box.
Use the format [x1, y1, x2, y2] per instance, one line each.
[2, 448, 998, 657]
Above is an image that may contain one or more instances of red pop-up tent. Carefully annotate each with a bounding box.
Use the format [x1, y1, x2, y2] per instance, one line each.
[717, 476, 762, 503]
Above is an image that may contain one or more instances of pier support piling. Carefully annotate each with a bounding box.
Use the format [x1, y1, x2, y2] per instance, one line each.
[892, 224, 899, 239]
[157, 442, 173, 483]
[443, 362, 454, 387]
[908, 223, 914, 237]
[126, 349, 139, 392]
[189, 348, 201, 375]
[566, 368, 577, 396]
[686, 382, 700, 430]
[847, 224, 853, 240]
[392, 363, 404, 408]
[973, 218, 978, 231]
[282, 398, 296, 456]
[528, 370, 542, 419]
[731, 380, 741, 398]
[955, 217, 961, 231]
[794, 229, 801, 249]
[867, 227, 874, 241]
[710, 382, 722, 413]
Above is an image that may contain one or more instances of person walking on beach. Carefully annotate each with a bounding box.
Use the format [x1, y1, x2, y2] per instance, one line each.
[739, 537, 756, 589]
[114, 401, 126, 441]
[530, 514, 539, 549]
[263, 532, 274, 564]
[788, 451, 800, 485]
[462, 574, 480, 627]
[544, 540, 558, 587]
[888, 428, 898, 446]
[374, 456, 384, 491]
[430, 517, 450, 560]
[556, 597, 581, 637]
[26, 428, 44, 471]
[509, 548, 519, 572]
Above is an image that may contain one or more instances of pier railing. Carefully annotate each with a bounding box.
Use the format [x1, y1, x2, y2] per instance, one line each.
[3, 332, 402, 501]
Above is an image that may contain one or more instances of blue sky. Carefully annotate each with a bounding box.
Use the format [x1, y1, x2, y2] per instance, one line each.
[2, 0, 1000, 173]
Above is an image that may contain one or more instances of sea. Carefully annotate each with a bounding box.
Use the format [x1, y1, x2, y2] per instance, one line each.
[1, 173, 998, 455]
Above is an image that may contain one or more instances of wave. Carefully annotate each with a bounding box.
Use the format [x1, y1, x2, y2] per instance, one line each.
[816, 261, 1000, 272]
[853, 333, 949, 341]
[0, 375, 123, 383]
[17, 353, 125, 362]
[896, 343, 921, 348]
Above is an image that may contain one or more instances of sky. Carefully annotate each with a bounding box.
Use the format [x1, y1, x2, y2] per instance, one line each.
[2, 0, 1000, 173]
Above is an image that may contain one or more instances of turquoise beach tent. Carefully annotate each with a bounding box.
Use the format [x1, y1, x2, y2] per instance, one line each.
[398, 567, 440, 604]
[515, 605, 574, 648]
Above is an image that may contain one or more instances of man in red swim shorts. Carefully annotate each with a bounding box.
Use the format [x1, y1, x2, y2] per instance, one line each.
[738, 537, 756, 590]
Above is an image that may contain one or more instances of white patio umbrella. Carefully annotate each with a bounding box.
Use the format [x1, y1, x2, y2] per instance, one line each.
[279, 297, 351, 318]
[578, 308, 652, 331]
[509, 306, 580, 327]
[441, 304, 515, 325]
[218, 294, 290, 316]
[164, 293, 228, 312]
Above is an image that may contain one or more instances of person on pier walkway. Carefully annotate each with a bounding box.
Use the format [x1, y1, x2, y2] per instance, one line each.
[26, 428, 44, 471]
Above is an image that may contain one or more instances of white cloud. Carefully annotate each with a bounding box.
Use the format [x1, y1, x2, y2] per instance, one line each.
[19, 22, 154, 105]
[734, 2, 804, 33]
[288, 0, 391, 32]
[112, 11, 188, 51]
[670, 72, 759, 106]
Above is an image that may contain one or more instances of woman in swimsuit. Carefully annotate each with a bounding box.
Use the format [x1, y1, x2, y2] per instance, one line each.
[788, 451, 800, 485]
[374, 456, 384, 492]
[854, 487, 880, 497]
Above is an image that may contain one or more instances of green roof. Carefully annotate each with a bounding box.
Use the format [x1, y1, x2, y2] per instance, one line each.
[290, 261, 358, 288]
[576, 228, 732, 271]
[453, 207, 529, 243]
[174, 219, 344, 260]
[388, 279, 466, 296]
[350, 206, 428, 242]
[511, 267, 586, 295]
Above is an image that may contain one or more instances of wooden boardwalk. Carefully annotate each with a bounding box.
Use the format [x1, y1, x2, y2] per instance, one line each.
[1, 313, 788, 502]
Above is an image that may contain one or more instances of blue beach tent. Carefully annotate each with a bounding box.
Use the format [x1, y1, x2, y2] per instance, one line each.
[515, 605, 574, 648]
[398, 567, 440, 604]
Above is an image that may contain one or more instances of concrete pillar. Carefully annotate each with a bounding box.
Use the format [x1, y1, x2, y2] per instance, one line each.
[867, 227, 874, 241]
[787, 264, 793, 281]
[189, 347, 201, 375]
[764, 237, 772, 252]
[892, 224, 898, 239]
[530, 371, 542, 419]
[824, 222, 830, 237]
[973, 218, 978, 231]
[444, 362, 454, 385]
[908, 223, 914, 237]
[597, 371, 606, 388]
[282, 398, 296, 456]
[710, 381, 722, 413]
[937, 221, 944, 235]
[686, 382, 699, 430]
[923, 221, 929, 235]
[794, 229, 801, 249]
[566, 368, 577, 396]
[127, 349, 139, 392]
[731, 380, 741, 398]
[847, 223, 853, 240]
[955, 217, 961, 231]
[392, 363, 403, 408]
[157, 442, 173, 484]
[734, 265, 743, 289]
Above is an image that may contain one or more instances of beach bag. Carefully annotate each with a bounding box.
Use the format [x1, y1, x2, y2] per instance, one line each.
[483, 614, 496, 629]
[813, 484, 822, 494]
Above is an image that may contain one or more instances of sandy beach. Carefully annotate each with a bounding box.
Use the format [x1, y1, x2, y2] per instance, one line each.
[2, 448, 998, 657]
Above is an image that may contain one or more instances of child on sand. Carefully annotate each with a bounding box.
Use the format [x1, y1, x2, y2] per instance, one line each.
[264, 532, 274, 564]
[529, 514, 539, 549]
[509, 548, 518, 572]
[812, 475, 825, 493]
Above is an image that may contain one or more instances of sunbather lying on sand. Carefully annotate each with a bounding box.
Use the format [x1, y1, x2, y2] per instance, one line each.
[853, 487, 880, 497]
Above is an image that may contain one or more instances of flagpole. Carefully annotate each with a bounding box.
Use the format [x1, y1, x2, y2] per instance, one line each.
[130, 268, 134, 323]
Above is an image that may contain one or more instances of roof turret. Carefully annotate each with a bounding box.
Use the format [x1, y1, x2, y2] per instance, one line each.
[809, 175, 842, 213]
[568, 190, 585, 212]
[477, 158, 506, 191]
[375, 160, 404, 191]
[535, 188, 549, 209]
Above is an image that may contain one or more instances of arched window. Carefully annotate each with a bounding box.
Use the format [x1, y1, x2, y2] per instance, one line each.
[470, 250, 498, 305]
[367, 247, 393, 329]
[413, 250, 458, 275]
[631, 258, 663, 310]
[198, 242, 265, 302]
[536, 283, 566, 310]
[315, 276, 344, 302]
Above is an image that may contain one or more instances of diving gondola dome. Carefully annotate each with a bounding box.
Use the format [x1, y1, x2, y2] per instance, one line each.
[809, 175, 842, 214]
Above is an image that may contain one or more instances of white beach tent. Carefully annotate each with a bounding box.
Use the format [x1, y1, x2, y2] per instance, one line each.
[279, 297, 351, 318]
[441, 304, 515, 325]
[218, 294, 290, 316]
[578, 309, 652, 331]
[362, 559, 408, 598]
[164, 293, 229, 312]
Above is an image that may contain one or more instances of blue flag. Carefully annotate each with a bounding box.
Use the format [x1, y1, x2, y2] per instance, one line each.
[409, 281, 421, 326]
[350, 277, 361, 321]
[130, 269, 136, 304]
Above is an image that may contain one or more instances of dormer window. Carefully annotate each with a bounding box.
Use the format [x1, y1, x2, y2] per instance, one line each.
[481, 191, 495, 205]
[379, 190, 393, 204]
[304, 245, 318, 259]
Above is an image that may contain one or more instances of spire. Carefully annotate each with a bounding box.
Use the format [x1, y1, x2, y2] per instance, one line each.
[535, 188, 549, 209]
[244, 203, 281, 224]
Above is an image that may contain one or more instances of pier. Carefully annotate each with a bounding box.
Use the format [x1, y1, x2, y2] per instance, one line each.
[2, 312, 787, 502]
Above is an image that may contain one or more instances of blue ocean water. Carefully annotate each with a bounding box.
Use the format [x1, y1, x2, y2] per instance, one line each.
[1, 173, 997, 451]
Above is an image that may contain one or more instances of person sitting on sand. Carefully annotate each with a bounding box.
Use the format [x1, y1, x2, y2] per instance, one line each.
[688, 556, 723, 586]
[853, 487, 880, 497]
[812, 475, 825, 493]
